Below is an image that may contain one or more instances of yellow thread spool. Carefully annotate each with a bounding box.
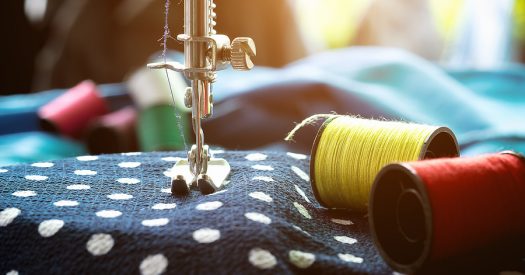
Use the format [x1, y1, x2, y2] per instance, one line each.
[310, 116, 459, 211]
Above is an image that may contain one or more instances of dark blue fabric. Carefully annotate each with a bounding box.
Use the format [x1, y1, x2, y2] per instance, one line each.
[0, 151, 388, 274]
[1, 151, 525, 274]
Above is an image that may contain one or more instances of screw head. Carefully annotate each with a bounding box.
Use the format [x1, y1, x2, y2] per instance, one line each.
[184, 87, 192, 108]
[231, 37, 256, 71]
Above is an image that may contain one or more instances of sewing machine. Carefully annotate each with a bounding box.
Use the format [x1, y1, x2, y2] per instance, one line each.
[148, 0, 256, 195]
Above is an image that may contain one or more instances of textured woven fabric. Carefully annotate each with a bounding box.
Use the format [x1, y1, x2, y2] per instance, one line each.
[0, 151, 389, 274]
[2, 151, 524, 274]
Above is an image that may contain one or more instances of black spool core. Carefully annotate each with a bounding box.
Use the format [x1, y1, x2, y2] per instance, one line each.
[39, 118, 59, 134]
[396, 189, 426, 243]
[369, 164, 432, 274]
[86, 126, 120, 154]
[421, 129, 459, 159]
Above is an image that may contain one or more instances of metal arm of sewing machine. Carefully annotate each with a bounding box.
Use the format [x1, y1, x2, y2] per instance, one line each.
[147, 0, 256, 195]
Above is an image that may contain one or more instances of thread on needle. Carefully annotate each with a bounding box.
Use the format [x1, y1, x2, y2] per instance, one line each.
[161, 0, 188, 151]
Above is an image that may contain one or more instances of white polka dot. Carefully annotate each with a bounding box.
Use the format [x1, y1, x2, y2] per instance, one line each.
[54, 200, 79, 207]
[249, 192, 273, 202]
[208, 189, 227, 196]
[161, 188, 171, 194]
[331, 218, 354, 226]
[291, 166, 309, 181]
[192, 228, 220, 243]
[118, 162, 141, 168]
[292, 224, 311, 236]
[140, 254, 168, 275]
[116, 178, 140, 184]
[252, 164, 274, 171]
[163, 170, 176, 178]
[86, 233, 114, 256]
[0, 168, 8, 173]
[196, 201, 223, 211]
[12, 190, 37, 197]
[294, 202, 311, 219]
[122, 152, 141, 156]
[31, 162, 54, 168]
[6, 270, 19, 275]
[77, 155, 98, 161]
[252, 176, 274, 182]
[142, 218, 169, 227]
[67, 184, 91, 190]
[74, 170, 97, 176]
[25, 175, 48, 181]
[152, 203, 177, 210]
[245, 212, 272, 225]
[96, 210, 122, 218]
[287, 152, 307, 160]
[334, 236, 357, 245]
[289, 250, 315, 269]
[294, 185, 311, 203]
[249, 248, 277, 269]
[0, 208, 21, 227]
[38, 219, 64, 237]
[161, 157, 182, 162]
[245, 153, 268, 161]
[107, 193, 133, 200]
[338, 253, 363, 264]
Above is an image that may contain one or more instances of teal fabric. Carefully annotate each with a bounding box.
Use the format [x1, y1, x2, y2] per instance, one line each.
[447, 68, 525, 154]
[0, 132, 86, 166]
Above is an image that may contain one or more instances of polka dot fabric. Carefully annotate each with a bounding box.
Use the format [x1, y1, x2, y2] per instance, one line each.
[1, 151, 384, 274]
[2, 151, 516, 274]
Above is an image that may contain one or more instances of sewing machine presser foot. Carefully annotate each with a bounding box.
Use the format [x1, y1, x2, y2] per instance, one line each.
[169, 146, 230, 195]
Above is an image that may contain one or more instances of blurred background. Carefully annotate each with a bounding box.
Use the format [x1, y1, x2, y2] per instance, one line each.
[0, 0, 524, 165]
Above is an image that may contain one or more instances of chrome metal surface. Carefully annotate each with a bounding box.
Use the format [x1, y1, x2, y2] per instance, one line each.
[147, 0, 255, 192]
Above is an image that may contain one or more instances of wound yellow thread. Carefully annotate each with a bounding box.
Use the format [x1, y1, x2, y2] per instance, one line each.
[313, 116, 441, 211]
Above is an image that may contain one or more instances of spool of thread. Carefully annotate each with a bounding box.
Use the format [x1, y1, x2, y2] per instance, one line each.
[310, 116, 459, 211]
[38, 80, 108, 138]
[137, 105, 190, 152]
[127, 67, 189, 111]
[369, 152, 525, 273]
[85, 107, 138, 154]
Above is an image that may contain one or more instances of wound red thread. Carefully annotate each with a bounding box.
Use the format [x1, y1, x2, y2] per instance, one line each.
[38, 80, 108, 138]
[411, 153, 525, 261]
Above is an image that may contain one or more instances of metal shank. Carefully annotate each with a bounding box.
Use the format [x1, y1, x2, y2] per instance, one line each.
[184, 0, 214, 178]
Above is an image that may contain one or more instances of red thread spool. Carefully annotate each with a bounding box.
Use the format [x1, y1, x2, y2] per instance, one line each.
[85, 106, 138, 154]
[369, 152, 525, 273]
[38, 80, 109, 138]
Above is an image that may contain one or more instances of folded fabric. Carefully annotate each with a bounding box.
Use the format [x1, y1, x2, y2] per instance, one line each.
[209, 47, 525, 156]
